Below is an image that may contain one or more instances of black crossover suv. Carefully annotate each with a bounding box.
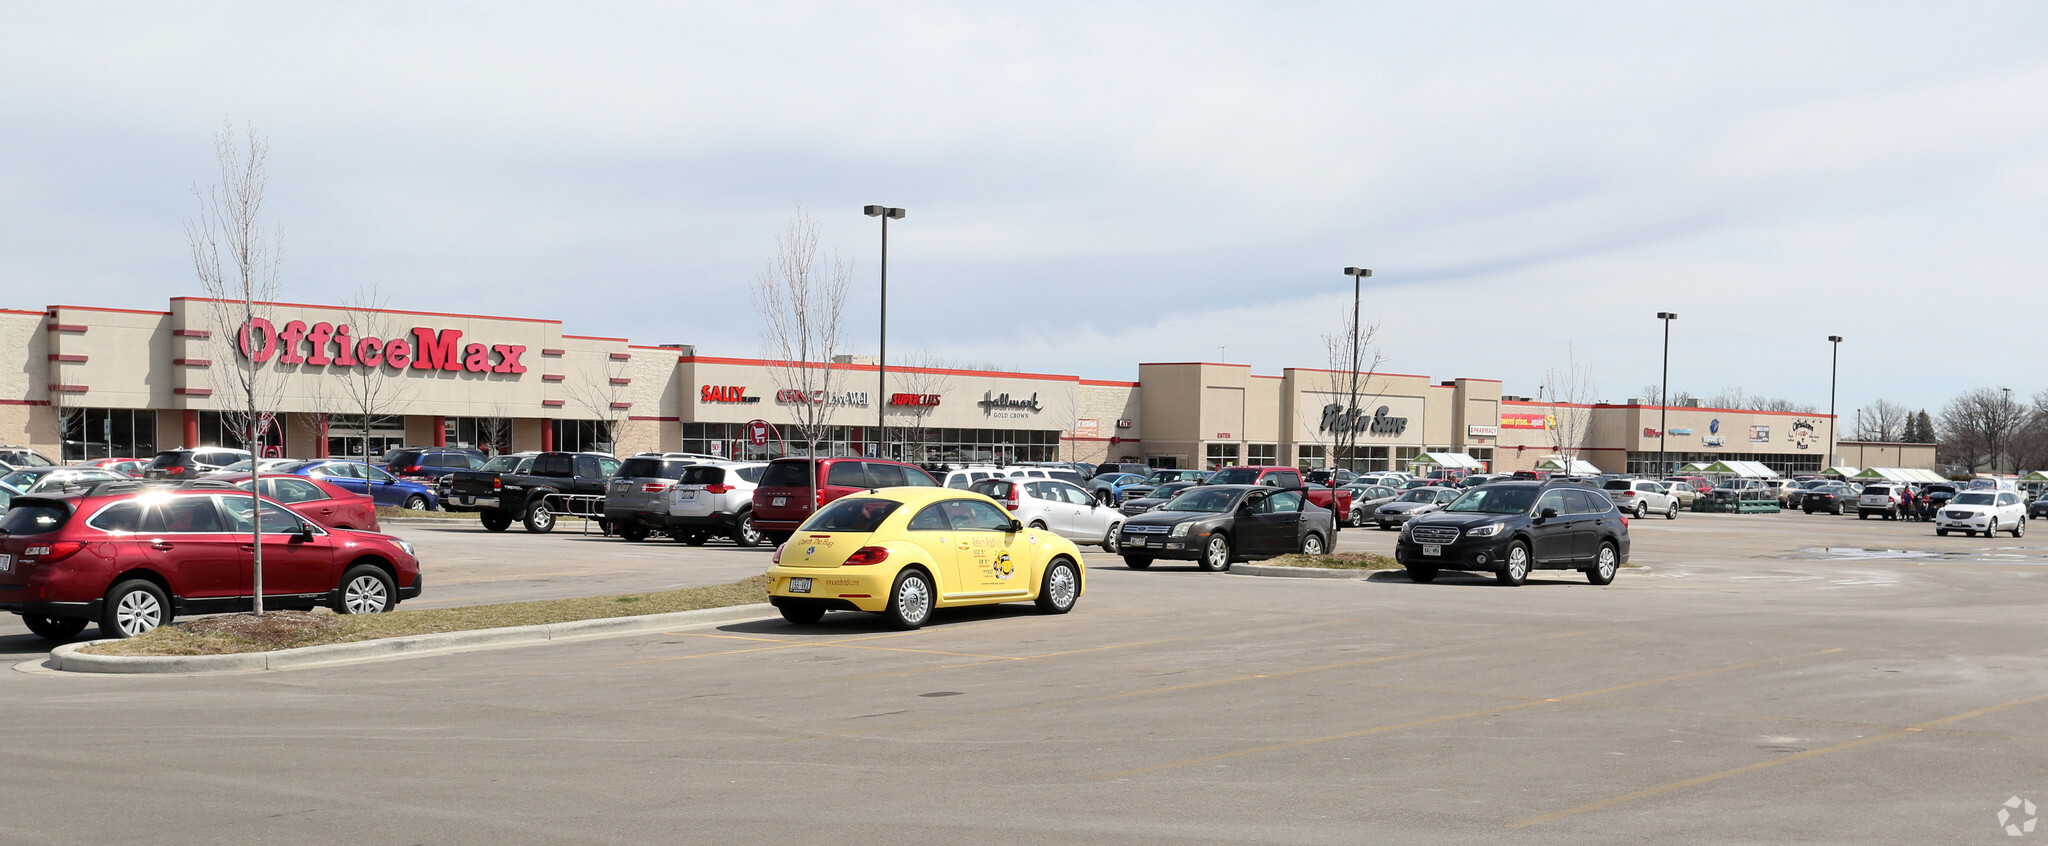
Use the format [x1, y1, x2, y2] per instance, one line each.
[1394, 481, 1630, 586]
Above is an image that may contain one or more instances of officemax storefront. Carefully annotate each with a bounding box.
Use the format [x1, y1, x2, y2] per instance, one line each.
[0, 296, 1907, 476]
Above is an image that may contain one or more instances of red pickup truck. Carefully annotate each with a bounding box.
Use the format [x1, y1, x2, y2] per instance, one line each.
[1205, 466, 1352, 525]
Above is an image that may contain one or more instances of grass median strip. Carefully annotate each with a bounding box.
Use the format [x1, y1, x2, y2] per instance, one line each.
[80, 575, 771, 657]
[1263, 552, 1402, 570]
[376, 506, 469, 520]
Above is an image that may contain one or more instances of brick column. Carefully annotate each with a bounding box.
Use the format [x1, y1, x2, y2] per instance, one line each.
[433, 415, 446, 447]
[182, 410, 198, 448]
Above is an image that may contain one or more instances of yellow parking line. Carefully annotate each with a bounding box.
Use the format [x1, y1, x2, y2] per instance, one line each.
[1093, 648, 1842, 780]
[1508, 689, 2048, 828]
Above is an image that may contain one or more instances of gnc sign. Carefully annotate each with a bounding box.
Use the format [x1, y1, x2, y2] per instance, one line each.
[236, 318, 527, 375]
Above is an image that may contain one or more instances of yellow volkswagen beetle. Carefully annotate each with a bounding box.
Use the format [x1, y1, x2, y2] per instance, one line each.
[765, 487, 1086, 628]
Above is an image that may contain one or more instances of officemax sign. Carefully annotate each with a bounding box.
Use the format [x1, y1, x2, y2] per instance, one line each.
[235, 318, 528, 375]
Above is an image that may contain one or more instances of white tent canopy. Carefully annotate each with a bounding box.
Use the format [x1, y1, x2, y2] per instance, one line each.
[1822, 466, 1860, 478]
[1534, 456, 1601, 476]
[1702, 460, 1780, 478]
[1410, 452, 1484, 471]
[1853, 467, 1946, 483]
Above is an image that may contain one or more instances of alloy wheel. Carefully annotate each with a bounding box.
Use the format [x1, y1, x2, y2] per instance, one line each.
[896, 574, 932, 626]
[114, 590, 162, 637]
[1047, 564, 1078, 609]
[344, 574, 390, 614]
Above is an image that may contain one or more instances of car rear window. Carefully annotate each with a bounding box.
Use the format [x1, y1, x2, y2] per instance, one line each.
[1864, 485, 1892, 495]
[758, 462, 811, 488]
[827, 462, 868, 488]
[679, 466, 727, 485]
[619, 457, 691, 479]
[388, 450, 423, 466]
[0, 502, 69, 534]
[150, 452, 189, 468]
[799, 497, 903, 532]
[734, 466, 766, 484]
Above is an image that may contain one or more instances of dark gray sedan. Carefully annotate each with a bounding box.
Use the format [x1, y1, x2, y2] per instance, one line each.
[1117, 485, 1337, 571]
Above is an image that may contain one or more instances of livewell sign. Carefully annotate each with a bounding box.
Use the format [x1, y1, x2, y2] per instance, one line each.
[234, 318, 528, 375]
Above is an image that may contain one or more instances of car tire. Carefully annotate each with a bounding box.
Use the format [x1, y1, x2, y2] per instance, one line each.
[1495, 542, 1530, 587]
[1199, 534, 1232, 572]
[682, 532, 709, 546]
[732, 511, 764, 547]
[1832, 505, 1843, 515]
[882, 569, 935, 630]
[779, 603, 826, 625]
[1097, 491, 1113, 507]
[334, 564, 396, 614]
[1937, 528, 1949, 536]
[1586, 543, 1619, 585]
[1633, 502, 1648, 519]
[1377, 522, 1393, 531]
[100, 579, 169, 639]
[1122, 555, 1153, 570]
[1035, 557, 1080, 614]
[2015, 518, 2026, 538]
[523, 501, 555, 533]
[1405, 565, 1437, 583]
[21, 614, 87, 641]
[1300, 532, 1326, 556]
[402, 495, 429, 512]
[480, 510, 512, 532]
[618, 526, 650, 542]
[1665, 503, 1678, 520]
[1988, 519, 1998, 537]
[1859, 511, 1868, 520]
[1101, 526, 1121, 554]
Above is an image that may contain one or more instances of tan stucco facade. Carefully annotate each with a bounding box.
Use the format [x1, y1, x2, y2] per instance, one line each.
[2, 297, 1937, 478]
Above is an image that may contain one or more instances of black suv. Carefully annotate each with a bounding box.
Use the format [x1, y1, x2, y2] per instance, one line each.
[383, 447, 485, 481]
[1394, 481, 1630, 586]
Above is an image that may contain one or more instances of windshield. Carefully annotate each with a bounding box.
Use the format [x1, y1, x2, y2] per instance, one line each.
[480, 455, 527, 473]
[1397, 489, 1438, 503]
[1206, 469, 1260, 485]
[1143, 472, 1185, 484]
[1446, 487, 1538, 514]
[1160, 488, 1242, 513]
[1142, 482, 1196, 499]
[1953, 492, 1996, 506]
[798, 497, 903, 532]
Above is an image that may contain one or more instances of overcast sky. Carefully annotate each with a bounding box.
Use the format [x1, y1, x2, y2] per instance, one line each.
[5, 3, 2046, 420]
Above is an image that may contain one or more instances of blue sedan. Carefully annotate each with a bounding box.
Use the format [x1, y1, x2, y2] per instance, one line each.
[274, 459, 440, 511]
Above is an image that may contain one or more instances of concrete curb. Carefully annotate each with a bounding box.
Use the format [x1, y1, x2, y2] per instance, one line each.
[46, 603, 775, 675]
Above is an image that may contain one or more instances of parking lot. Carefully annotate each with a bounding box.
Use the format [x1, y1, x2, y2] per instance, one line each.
[5, 510, 2048, 844]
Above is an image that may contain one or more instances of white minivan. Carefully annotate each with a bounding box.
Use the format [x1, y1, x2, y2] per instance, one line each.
[970, 477, 1124, 552]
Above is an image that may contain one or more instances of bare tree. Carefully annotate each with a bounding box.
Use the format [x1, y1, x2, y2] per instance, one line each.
[1853, 399, 1911, 442]
[565, 353, 631, 452]
[188, 119, 284, 615]
[1544, 343, 1597, 472]
[477, 403, 514, 456]
[885, 349, 951, 464]
[1703, 385, 1816, 413]
[1307, 317, 1387, 472]
[47, 380, 84, 460]
[1639, 384, 1695, 407]
[1939, 387, 2026, 474]
[326, 284, 416, 460]
[750, 204, 853, 516]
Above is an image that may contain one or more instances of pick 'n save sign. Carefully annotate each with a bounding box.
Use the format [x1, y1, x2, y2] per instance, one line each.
[235, 318, 527, 375]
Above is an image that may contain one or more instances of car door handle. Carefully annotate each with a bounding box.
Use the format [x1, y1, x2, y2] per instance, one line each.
[240, 544, 256, 552]
[150, 540, 173, 551]
[957, 542, 971, 550]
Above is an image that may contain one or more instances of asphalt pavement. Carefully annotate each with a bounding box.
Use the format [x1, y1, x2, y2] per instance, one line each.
[3, 510, 2047, 844]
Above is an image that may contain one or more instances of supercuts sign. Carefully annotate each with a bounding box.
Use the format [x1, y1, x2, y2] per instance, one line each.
[236, 318, 526, 375]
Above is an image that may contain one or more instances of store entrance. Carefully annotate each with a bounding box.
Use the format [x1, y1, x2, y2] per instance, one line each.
[327, 418, 409, 460]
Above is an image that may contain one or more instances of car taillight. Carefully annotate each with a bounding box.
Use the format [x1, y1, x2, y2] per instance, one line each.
[397, 465, 419, 475]
[1006, 485, 1020, 511]
[642, 483, 669, 493]
[705, 484, 734, 494]
[27, 542, 86, 563]
[1620, 516, 1629, 529]
[1620, 491, 1635, 497]
[772, 544, 783, 564]
[844, 546, 889, 566]
[167, 466, 185, 475]
[493, 478, 502, 491]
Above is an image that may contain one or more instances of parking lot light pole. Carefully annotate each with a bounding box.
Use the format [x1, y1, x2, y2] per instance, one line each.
[1827, 335, 1843, 472]
[2002, 386, 2014, 476]
[864, 205, 905, 459]
[1658, 312, 1676, 478]
[1342, 267, 1372, 471]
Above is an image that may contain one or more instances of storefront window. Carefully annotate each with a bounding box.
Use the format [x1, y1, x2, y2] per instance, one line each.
[1468, 447, 1495, 471]
[1332, 445, 1388, 472]
[1395, 446, 1422, 471]
[196, 410, 282, 455]
[1297, 445, 1326, 470]
[1205, 443, 1239, 469]
[445, 416, 514, 455]
[60, 408, 157, 460]
[556, 419, 614, 453]
[324, 415, 407, 459]
[1247, 444, 1277, 466]
[678, 422, 1060, 466]
[1626, 451, 1821, 477]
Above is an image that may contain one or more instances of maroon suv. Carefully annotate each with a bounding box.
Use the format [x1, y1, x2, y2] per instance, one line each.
[750, 457, 940, 543]
[0, 489, 423, 640]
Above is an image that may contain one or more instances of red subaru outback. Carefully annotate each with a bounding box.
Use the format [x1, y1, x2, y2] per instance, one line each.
[0, 488, 423, 640]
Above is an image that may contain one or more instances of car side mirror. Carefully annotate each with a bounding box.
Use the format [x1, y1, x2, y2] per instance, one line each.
[293, 522, 316, 542]
[1537, 507, 1557, 522]
[1006, 519, 1024, 533]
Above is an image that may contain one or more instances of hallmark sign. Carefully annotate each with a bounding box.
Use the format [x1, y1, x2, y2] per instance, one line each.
[235, 318, 527, 375]
[1319, 404, 1408, 436]
[978, 391, 1043, 416]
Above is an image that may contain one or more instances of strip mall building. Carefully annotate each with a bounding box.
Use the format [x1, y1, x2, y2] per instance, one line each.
[0, 298, 1934, 476]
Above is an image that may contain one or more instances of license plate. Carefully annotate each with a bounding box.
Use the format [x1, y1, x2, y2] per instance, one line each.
[0, 554, 10, 573]
[1127, 536, 1146, 547]
[1423, 544, 1442, 557]
[788, 577, 811, 594]
[676, 490, 696, 499]
[772, 496, 787, 507]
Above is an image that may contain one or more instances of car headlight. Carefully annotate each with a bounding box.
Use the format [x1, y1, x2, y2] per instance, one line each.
[395, 539, 416, 557]
[1170, 523, 1192, 537]
[1467, 523, 1504, 538]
